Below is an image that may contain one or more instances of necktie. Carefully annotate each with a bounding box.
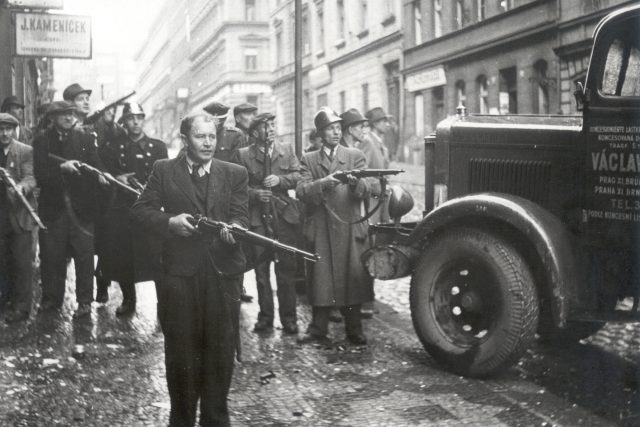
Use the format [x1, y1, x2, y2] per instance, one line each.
[191, 164, 202, 179]
[0, 148, 6, 168]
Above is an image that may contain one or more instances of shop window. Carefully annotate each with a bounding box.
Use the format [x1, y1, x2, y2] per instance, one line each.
[415, 93, 425, 136]
[477, 75, 489, 114]
[499, 66, 517, 114]
[534, 60, 549, 114]
[432, 86, 445, 129]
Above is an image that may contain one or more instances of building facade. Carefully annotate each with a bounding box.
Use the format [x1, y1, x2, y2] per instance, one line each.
[135, 0, 273, 148]
[402, 0, 635, 162]
[270, 0, 403, 151]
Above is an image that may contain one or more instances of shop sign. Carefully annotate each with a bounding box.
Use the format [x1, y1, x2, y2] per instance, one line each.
[406, 66, 446, 92]
[14, 12, 92, 59]
[7, 0, 64, 8]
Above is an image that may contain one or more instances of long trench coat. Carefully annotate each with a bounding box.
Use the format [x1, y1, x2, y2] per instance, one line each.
[296, 145, 373, 307]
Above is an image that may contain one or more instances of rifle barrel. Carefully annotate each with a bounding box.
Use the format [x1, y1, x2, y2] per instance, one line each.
[0, 168, 47, 229]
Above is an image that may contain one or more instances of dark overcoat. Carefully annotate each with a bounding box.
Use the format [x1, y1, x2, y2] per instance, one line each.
[296, 145, 373, 307]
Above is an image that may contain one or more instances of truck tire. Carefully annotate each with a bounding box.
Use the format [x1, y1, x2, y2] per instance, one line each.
[410, 227, 539, 377]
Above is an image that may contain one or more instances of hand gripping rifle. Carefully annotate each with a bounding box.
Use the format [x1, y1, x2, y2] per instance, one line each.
[84, 91, 136, 125]
[187, 214, 320, 262]
[47, 153, 141, 198]
[0, 168, 47, 230]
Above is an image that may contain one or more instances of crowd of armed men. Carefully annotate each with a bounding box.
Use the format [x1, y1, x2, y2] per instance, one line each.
[0, 82, 399, 425]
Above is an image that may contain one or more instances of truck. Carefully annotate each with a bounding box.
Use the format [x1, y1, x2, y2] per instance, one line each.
[363, 4, 640, 377]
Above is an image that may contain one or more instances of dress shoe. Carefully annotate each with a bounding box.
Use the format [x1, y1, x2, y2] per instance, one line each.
[282, 322, 299, 335]
[5, 310, 29, 323]
[95, 286, 109, 304]
[73, 303, 92, 319]
[253, 319, 273, 332]
[297, 333, 330, 345]
[360, 308, 374, 319]
[240, 293, 253, 303]
[347, 333, 368, 345]
[116, 301, 136, 316]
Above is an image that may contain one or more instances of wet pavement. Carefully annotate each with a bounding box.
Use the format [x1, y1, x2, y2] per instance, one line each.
[0, 261, 638, 426]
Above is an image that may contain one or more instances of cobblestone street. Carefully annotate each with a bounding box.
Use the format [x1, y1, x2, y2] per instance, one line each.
[1, 263, 638, 426]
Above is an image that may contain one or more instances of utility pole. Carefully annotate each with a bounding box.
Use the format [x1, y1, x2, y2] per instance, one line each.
[294, 0, 302, 158]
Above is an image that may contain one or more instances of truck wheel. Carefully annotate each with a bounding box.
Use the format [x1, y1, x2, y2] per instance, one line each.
[410, 227, 539, 377]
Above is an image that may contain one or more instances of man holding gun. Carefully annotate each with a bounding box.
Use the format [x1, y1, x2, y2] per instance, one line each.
[0, 113, 37, 323]
[239, 113, 302, 334]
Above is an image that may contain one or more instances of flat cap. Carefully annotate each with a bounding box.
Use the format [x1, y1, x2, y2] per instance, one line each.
[340, 108, 368, 129]
[47, 101, 76, 116]
[0, 112, 19, 127]
[1, 96, 25, 112]
[233, 103, 258, 116]
[63, 83, 92, 101]
[203, 101, 230, 119]
[248, 112, 275, 133]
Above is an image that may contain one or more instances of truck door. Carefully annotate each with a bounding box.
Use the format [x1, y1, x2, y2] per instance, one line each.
[583, 12, 640, 250]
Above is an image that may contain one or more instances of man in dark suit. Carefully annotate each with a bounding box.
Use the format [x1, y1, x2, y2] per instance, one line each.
[239, 113, 301, 334]
[33, 101, 108, 318]
[204, 101, 244, 164]
[0, 113, 37, 323]
[131, 112, 248, 426]
[98, 102, 168, 314]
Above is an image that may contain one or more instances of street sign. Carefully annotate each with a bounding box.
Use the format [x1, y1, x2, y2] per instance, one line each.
[7, 0, 64, 9]
[14, 12, 92, 59]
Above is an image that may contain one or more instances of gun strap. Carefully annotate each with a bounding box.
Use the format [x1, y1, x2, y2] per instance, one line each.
[322, 178, 386, 225]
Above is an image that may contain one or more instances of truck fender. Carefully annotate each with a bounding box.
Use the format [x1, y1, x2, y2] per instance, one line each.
[408, 192, 578, 328]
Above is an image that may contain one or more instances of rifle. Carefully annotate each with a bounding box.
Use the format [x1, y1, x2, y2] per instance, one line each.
[187, 214, 320, 262]
[85, 91, 136, 125]
[261, 146, 278, 261]
[47, 153, 141, 198]
[0, 167, 46, 229]
[332, 169, 405, 184]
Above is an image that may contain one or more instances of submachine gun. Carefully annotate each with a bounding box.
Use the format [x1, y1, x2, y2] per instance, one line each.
[84, 91, 136, 125]
[0, 168, 46, 230]
[332, 169, 405, 183]
[187, 214, 320, 263]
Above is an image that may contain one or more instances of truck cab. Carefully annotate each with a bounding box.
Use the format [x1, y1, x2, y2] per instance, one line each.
[364, 4, 640, 377]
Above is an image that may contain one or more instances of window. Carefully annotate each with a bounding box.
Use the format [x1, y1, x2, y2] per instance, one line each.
[339, 90, 346, 113]
[316, 4, 325, 53]
[317, 93, 328, 110]
[275, 30, 283, 67]
[246, 0, 256, 21]
[362, 83, 369, 113]
[534, 60, 549, 114]
[477, 0, 486, 21]
[413, 1, 422, 45]
[359, 0, 368, 32]
[456, 80, 466, 107]
[499, 66, 517, 113]
[498, 0, 514, 12]
[414, 93, 424, 136]
[302, 9, 310, 54]
[456, 1, 464, 29]
[245, 48, 258, 70]
[434, 0, 442, 38]
[477, 75, 489, 114]
[247, 95, 258, 106]
[337, 0, 345, 39]
[432, 87, 445, 129]
[602, 37, 640, 97]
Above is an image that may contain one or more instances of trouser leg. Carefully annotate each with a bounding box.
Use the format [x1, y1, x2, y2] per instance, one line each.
[69, 219, 94, 305]
[39, 215, 69, 308]
[340, 305, 363, 337]
[199, 275, 235, 427]
[255, 259, 274, 324]
[11, 230, 34, 313]
[119, 281, 137, 305]
[274, 254, 297, 324]
[308, 306, 330, 336]
[160, 275, 201, 427]
[0, 217, 10, 305]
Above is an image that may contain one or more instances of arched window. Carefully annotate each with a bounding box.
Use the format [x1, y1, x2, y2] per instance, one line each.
[534, 60, 549, 114]
[456, 80, 466, 108]
[477, 75, 489, 113]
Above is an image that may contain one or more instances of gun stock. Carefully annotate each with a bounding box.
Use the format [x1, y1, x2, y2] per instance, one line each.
[0, 168, 47, 229]
[188, 215, 320, 262]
